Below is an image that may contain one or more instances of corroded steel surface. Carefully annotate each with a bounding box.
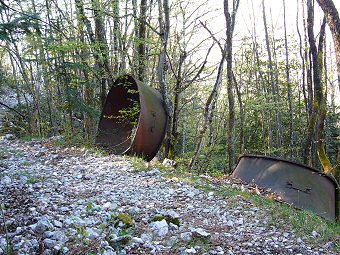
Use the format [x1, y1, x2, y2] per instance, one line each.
[232, 155, 338, 220]
[96, 75, 167, 161]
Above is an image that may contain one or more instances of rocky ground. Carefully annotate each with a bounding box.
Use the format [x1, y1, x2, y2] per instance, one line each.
[0, 136, 338, 255]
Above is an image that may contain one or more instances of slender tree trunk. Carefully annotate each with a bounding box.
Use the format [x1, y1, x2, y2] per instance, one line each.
[316, 0, 340, 91]
[233, 72, 245, 154]
[190, 46, 226, 171]
[283, 0, 294, 158]
[157, 0, 171, 158]
[224, 0, 240, 173]
[169, 53, 186, 158]
[262, 0, 282, 150]
[112, 0, 120, 73]
[78, 15, 94, 139]
[92, 0, 110, 106]
[75, 0, 114, 106]
[250, 1, 272, 153]
[297, 0, 309, 118]
[137, 0, 148, 81]
[303, 0, 319, 164]
[305, 1, 314, 124]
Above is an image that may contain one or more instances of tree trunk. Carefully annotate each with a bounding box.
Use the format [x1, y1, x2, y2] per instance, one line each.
[224, 0, 240, 173]
[233, 72, 245, 154]
[250, 2, 272, 153]
[75, 0, 114, 107]
[316, 0, 340, 91]
[262, 0, 282, 150]
[92, 0, 111, 106]
[297, 0, 309, 118]
[157, 0, 171, 158]
[283, 0, 294, 158]
[303, 0, 333, 174]
[137, 0, 148, 81]
[112, 0, 120, 73]
[169, 53, 186, 159]
[189, 47, 226, 171]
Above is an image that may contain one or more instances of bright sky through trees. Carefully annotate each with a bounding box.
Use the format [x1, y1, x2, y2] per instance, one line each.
[195, 0, 340, 102]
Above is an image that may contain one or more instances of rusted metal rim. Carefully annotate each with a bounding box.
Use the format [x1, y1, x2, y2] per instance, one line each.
[232, 154, 338, 220]
[236, 154, 338, 186]
[96, 75, 167, 161]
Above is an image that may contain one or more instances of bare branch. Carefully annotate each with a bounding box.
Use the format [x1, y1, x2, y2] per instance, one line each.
[199, 20, 224, 54]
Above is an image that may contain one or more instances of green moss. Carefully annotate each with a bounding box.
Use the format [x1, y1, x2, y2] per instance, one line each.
[15, 171, 44, 184]
[151, 215, 181, 227]
[113, 213, 134, 229]
[188, 236, 211, 252]
[20, 160, 32, 166]
[108, 234, 132, 250]
[151, 215, 165, 222]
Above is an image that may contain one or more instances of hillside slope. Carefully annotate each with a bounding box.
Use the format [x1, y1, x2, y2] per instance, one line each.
[0, 137, 338, 254]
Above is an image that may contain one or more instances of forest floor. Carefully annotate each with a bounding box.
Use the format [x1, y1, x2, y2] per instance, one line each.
[0, 136, 339, 255]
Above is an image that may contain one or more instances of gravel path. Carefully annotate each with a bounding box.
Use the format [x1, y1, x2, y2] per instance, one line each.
[0, 137, 337, 255]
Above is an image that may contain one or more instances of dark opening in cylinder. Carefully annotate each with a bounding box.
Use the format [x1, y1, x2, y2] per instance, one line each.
[96, 75, 167, 161]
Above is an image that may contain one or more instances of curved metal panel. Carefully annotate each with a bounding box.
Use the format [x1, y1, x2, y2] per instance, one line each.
[96, 75, 167, 161]
[232, 155, 338, 220]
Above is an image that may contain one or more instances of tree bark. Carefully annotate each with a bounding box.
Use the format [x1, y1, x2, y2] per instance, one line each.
[112, 0, 120, 73]
[262, 0, 282, 150]
[297, 0, 309, 118]
[157, 0, 171, 157]
[169, 52, 186, 159]
[303, 0, 333, 174]
[224, 0, 240, 173]
[137, 0, 148, 81]
[233, 71, 245, 154]
[316, 0, 340, 91]
[189, 45, 226, 171]
[75, 0, 114, 107]
[283, 0, 294, 158]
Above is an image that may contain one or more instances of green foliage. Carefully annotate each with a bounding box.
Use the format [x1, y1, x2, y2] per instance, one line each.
[325, 110, 340, 166]
[15, 171, 43, 184]
[129, 156, 150, 172]
[150, 215, 181, 226]
[0, 111, 29, 137]
[0, 147, 24, 159]
[0, 12, 41, 41]
[86, 202, 94, 214]
[116, 100, 140, 126]
[114, 213, 134, 229]
[188, 236, 212, 252]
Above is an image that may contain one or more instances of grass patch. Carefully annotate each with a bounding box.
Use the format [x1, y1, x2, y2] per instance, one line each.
[129, 156, 150, 172]
[188, 236, 212, 252]
[150, 215, 181, 227]
[20, 160, 32, 167]
[15, 171, 45, 184]
[0, 147, 24, 159]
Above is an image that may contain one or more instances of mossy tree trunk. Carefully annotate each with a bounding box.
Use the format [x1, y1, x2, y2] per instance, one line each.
[304, 0, 334, 175]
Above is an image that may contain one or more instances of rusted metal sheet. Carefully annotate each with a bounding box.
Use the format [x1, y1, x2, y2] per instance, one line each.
[232, 155, 338, 220]
[96, 75, 167, 161]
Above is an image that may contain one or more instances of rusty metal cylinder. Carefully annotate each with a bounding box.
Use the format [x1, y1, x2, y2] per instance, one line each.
[96, 75, 167, 161]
